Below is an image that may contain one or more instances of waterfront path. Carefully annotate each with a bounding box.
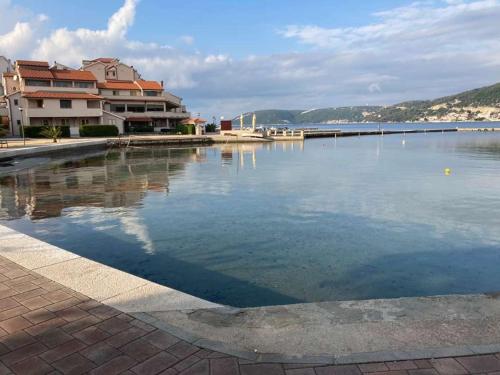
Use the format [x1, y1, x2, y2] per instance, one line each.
[0, 257, 499, 373]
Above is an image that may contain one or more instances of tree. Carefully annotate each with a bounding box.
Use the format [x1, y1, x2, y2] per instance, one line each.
[40, 125, 62, 143]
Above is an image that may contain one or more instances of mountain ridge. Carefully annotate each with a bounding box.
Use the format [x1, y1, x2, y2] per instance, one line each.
[232, 82, 500, 125]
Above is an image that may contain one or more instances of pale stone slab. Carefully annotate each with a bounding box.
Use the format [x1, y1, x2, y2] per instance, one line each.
[35, 257, 148, 301]
[0, 236, 79, 269]
[101, 282, 221, 312]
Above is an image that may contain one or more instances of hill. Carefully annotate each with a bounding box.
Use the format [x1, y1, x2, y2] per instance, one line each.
[232, 82, 500, 124]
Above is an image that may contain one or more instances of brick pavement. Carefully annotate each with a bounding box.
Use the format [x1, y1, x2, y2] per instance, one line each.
[0, 255, 499, 375]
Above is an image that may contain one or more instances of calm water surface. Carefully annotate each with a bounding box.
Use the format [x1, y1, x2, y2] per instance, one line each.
[1, 130, 500, 307]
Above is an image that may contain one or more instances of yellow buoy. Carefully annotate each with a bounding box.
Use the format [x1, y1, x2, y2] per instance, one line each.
[444, 168, 451, 175]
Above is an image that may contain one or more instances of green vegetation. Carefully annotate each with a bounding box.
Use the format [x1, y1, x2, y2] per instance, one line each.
[24, 126, 70, 138]
[205, 123, 217, 132]
[40, 125, 62, 143]
[238, 82, 500, 124]
[79, 125, 119, 137]
[175, 123, 195, 135]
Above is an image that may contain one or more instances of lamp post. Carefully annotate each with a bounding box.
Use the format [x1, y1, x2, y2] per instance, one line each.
[18, 107, 25, 146]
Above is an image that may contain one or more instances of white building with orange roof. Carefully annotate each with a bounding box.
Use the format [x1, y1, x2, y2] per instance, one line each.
[82, 57, 189, 133]
[2, 60, 104, 136]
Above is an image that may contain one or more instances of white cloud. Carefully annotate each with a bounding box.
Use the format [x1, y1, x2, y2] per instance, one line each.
[1, 0, 500, 118]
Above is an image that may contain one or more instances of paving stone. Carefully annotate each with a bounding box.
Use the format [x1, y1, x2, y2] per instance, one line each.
[456, 355, 500, 373]
[9, 355, 55, 375]
[80, 341, 122, 365]
[0, 330, 37, 350]
[130, 319, 156, 332]
[10, 281, 39, 294]
[0, 305, 29, 321]
[414, 360, 433, 369]
[21, 296, 52, 310]
[89, 355, 137, 375]
[23, 308, 57, 324]
[158, 369, 178, 375]
[209, 357, 240, 375]
[103, 327, 148, 348]
[45, 297, 82, 313]
[130, 351, 180, 375]
[358, 363, 389, 372]
[178, 359, 209, 375]
[386, 361, 418, 370]
[43, 290, 74, 303]
[0, 362, 10, 375]
[75, 300, 102, 311]
[285, 369, 316, 375]
[0, 342, 48, 366]
[25, 317, 68, 336]
[121, 337, 162, 362]
[174, 355, 201, 372]
[430, 358, 468, 375]
[314, 365, 361, 375]
[96, 316, 132, 334]
[117, 313, 135, 322]
[240, 363, 285, 375]
[168, 340, 199, 359]
[88, 305, 121, 320]
[408, 370, 439, 375]
[0, 315, 32, 333]
[37, 327, 74, 348]
[143, 329, 180, 350]
[0, 297, 20, 312]
[73, 326, 110, 345]
[12, 288, 46, 302]
[52, 352, 97, 374]
[196, 349, 228, 359]
[56, 306, 89, 322]
[40, 338, 88, 363]
[60, 315, 101, 334]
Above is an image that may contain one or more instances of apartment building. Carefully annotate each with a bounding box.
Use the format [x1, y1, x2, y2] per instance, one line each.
[0, 57, 190, 136]
[82, 58, 189, 133]
[2, 60, 103, 136]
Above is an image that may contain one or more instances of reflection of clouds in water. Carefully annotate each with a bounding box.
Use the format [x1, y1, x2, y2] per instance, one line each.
[64, 207, 155, 255]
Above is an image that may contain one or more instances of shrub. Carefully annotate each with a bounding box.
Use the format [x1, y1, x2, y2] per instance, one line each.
[205, 123, 216, 132]
[24, 126, 70, 138]
[79, 125, 119, 137]
[175, 124, 195, 135]
[40, 125, 62, 143]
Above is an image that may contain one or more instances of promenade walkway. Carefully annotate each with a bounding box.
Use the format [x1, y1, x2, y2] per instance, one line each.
[0, 256, 499, 374]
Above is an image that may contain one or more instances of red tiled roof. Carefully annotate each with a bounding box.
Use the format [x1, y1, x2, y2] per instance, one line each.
[136, 80, 162, 90]
[93, 58, 117, 63]
[2, 72, 15, 77]
[22, 91, 103, 100]
[16, 60, 49, 67]
[51, 70, 96, 81]
[18, 68, 97, 82]
[18, 68, 53, 80]
[97, 80, 140, 90]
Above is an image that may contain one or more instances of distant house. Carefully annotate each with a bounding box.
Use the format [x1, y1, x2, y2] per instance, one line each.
[0, 57, 190, 136]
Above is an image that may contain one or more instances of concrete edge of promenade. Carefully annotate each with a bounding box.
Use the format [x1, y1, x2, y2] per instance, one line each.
[1, 224, 500, 365]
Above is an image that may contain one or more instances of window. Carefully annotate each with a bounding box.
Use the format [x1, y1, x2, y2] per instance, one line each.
[13, 87, 17, 91]
[60, 100, 72, 109]
[144, 91, 158, 96]
[113, 90, 119, 96]
[80, 119, 90, 125]
[146, 104, 165, 112]
[36, 100, 43, 108]
[110, 104, 126, 112]
[127, 104, 145, 113]
[75, 81, 94, 88]
[61, 119, 69, 126]
[42, 119, 49, 126]
[87, 100, 100, 109]
[16, 120, 21, 126]
[25, 79, 51, 87]
[130, 90, 138, 96]
[13, 99, 18, 106]
[54, 80, 72, 87]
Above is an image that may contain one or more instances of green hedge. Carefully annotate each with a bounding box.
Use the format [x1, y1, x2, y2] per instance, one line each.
[175, 124, 195, 135]
[205, 123, 216, 132]
[79, 125, 119, 137]
[24, 126, 70, 138]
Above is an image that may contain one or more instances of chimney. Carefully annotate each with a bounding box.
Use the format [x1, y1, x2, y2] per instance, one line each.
[161, 80, 164, 88]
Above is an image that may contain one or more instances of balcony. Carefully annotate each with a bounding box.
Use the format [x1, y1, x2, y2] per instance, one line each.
[123, 110, 190, 120]
[27, 107, 103, 118]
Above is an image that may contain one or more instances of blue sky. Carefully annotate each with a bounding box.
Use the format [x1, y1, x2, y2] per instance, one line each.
[2, 0, 500, 118]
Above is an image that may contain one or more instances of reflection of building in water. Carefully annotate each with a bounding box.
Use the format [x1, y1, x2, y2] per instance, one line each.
[0, 148, 198, 220]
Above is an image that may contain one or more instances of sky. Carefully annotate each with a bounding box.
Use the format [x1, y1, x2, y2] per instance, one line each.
[1, 0, 500, 119]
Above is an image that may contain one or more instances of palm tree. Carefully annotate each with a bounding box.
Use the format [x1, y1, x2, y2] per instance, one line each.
[40, 125, 62, 143]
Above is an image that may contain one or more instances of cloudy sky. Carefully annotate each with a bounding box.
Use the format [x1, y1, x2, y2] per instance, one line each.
[1, 0, 500, 119]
